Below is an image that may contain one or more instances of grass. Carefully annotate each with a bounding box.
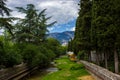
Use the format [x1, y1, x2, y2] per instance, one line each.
[42, 56, 90, 80]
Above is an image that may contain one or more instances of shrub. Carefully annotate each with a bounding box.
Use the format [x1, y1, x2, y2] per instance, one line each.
[77, 50, 85, 60]
[39, 45, 56, 61]
[4, 48, 22, 67]
[46, 38, 61, 57]
[57, 46, 67, 56]
[31, 51, 48, 67]
[22, 44, 39, 65]
[22, 44, 53, 67]
[3, 42, 22, 67]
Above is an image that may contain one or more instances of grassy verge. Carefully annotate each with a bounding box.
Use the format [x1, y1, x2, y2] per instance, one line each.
[42, 56, 90, 80]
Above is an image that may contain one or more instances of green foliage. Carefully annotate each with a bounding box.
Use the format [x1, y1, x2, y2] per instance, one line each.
[4, 46, 22, 67]
[46, 38, 61, 57]
[70, 64, 84, 70]
[22, 44, 39, 64]
[39, 45, 56, 62]
[70, 0, 92, 55]
[21, 43, 58, 67]
[70, 0, 120, 73]
[14, 4, 56, 43]
[0, 3, 66, 70]
[0, 0, 12, 16]
[77, 50, 85, 60]
[0, 37, 22, 68]
[58, 46, 67, 55]
[32, 51, 48, 67]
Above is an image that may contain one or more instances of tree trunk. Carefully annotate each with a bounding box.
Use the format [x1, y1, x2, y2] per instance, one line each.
[104, 52, 108, 69]
[88, 51, 91, 62]
[96, 51, 100, 65]
[114, 48, 119, 73]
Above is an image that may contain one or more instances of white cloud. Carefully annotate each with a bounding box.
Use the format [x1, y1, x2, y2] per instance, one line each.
[71, 27, 75, 31]
[10, 11, 25, 18]
[6, 0, 79, 32]
[38, 1, 79, 24]
[7, 0, 79, 24]
[48, 27, 54, 31]
[66, 27, 75, 31]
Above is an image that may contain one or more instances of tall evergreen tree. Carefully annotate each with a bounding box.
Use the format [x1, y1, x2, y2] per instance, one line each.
[92, 0, 120, 73]
[73, 0, 92, 56]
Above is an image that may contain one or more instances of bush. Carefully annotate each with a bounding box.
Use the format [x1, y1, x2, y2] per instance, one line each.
[0, 36, 5, 67]
[22, 44, 39, 65]
[39, 45, 56, 61]
[15, 43, 27, 53]
[77, 50, 85, 60]
[46, 38, 61, 57]
[57, 46, 67, 56]
[32, 51, 48, 67]
[22, 44, 55, 67]
[0, 36, 67, 68]
[2, 42, 22, 67]
[4, 48, 22, 67]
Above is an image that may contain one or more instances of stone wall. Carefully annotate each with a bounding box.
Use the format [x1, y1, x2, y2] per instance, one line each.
[81, 60, 120, 80]
[0, 63, 29, 80]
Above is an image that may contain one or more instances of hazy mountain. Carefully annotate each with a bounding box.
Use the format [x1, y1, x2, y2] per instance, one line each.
[47, 31, 74, 45]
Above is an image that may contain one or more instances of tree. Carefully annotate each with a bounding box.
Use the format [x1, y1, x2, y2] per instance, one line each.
[15, 4, 38, 43]
[34, 9, 57, 43]
[91, 0, 120, 73]
[14, 4, 56, 43]
[72, 0, 92, 58]
[0, 17, 16, 36]
[46, 38, 61, 57]
[0, 0, 12, 16]
[110, 0, 120, 73]
[0, 0, 14, 37]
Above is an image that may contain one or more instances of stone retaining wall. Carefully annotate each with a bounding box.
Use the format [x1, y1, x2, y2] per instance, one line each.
[81, 60, 120, 80]
[0, 63, 29, 80]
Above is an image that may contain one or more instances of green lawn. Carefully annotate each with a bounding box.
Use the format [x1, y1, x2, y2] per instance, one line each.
[42, 56, 90, 80]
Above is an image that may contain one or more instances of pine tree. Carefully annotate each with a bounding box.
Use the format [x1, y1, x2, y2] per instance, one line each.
[14, 4, 56, 44]
[0, 0, 12, 16]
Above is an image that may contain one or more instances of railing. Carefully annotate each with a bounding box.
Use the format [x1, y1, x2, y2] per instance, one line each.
[81, 60, 120, 80]
[0, 63, 38, 80]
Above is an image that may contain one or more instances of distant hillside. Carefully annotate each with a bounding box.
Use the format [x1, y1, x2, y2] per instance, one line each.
[47, 31, 74, 44]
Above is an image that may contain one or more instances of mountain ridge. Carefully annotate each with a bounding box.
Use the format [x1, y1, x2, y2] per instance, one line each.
[47, 31, 74, 44]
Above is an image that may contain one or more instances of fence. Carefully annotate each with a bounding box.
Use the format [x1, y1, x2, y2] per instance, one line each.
[81, 60, 120, 80]
[0, 63, 33, 80]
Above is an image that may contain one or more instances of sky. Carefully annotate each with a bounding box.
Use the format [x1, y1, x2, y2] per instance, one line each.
[6, 0, 79, 33]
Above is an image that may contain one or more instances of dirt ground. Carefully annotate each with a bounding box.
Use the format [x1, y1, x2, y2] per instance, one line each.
[77, 75, 95, 80]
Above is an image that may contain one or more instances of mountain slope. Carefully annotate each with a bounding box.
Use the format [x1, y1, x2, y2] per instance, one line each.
[47, 31, 74, 44]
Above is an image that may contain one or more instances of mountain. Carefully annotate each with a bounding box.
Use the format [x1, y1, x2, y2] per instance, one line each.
[47, 31, 74, 45]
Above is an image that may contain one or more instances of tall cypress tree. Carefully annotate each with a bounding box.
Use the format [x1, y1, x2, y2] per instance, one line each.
[111, 0, 120, 73]
[92, 0, 120, 73]
[73, 0, 92, 56]
[91, 0, 112, 65]
[72, 0, 120, 74]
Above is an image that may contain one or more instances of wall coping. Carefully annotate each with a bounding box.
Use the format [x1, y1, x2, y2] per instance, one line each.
[81, 60, 120, 80]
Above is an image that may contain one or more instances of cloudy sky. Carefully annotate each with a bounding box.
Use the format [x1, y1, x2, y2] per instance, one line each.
[7, 0, 79, 33]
